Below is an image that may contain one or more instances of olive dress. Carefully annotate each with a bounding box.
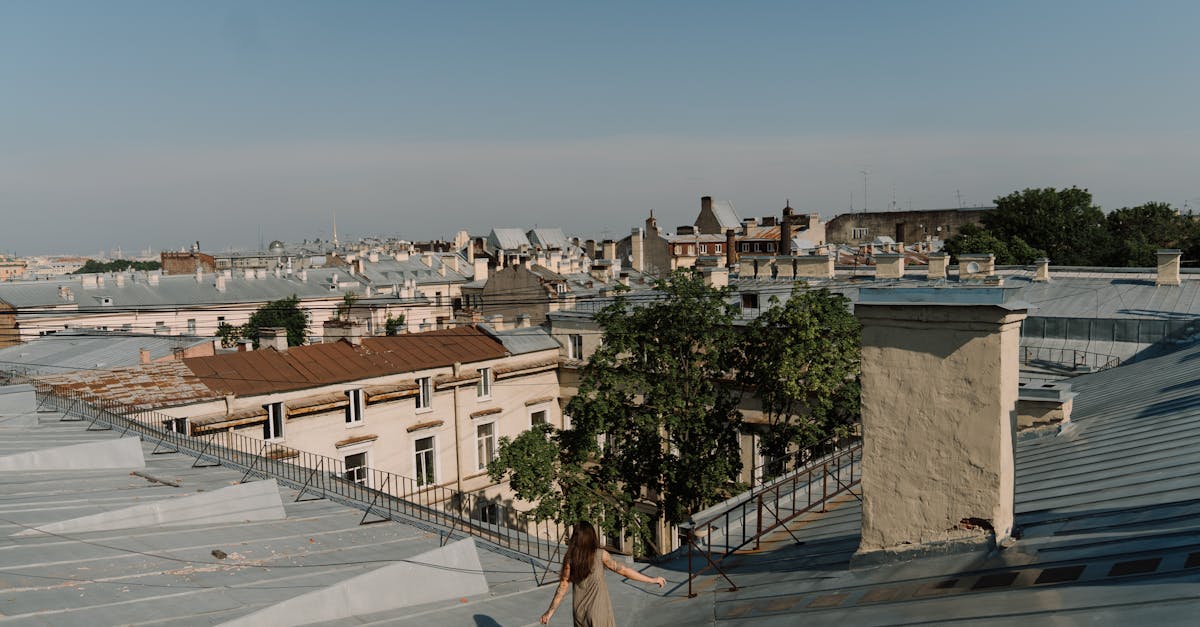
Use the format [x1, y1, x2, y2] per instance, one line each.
[571, 549, 616, 627]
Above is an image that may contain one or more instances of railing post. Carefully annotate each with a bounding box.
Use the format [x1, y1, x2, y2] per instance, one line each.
[821, 463, 829, 512]
[687, 530, 696, 598]
[755, 494, 763, 550]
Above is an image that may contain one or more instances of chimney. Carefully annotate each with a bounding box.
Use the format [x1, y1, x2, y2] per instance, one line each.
[741, 217, 757, 233]
[215, 274, 227, 292]
[701, 195, 712, 221]
[473, 257, 489, 282]
[244, 268, 254, 279]
[394, 250, 410, 262]
[585, 239, 597, 260]
[255, 268, 267, 280]
[139, 347, 151, 365]
[298, 269, 308, 282]
[489, 314, 505, 330]
[195, 268, 203, 283]
[260, 327, 290, 352]
[779, 203, 794, 256]
[323, 319, 365, 345]
[854, 287, 1028, 560]
[421, 252, 434, 267]
[115, 273, 126, 287]
[704, 267, 728, 288]
[1032, 258, 1051, 282]
[795, 253, 835, 279]
[516, 313, 531, 328]
[58, 285, 73, 301]
[147, 272, 160, 286]
[368, 252, 379, 263]
[874, 253, 905, 280]
[354, 258, 365, 275]
[726, 229, 738, 267]
[958, 253, 996, 281]
[238, 339, 254, 352]
[1016, 381, 1075, 432]
[927, 252, 949, 280]
[1156, 249, 1182, 286]
[630, 228, 644, 272]
[172, 347, 185, 361]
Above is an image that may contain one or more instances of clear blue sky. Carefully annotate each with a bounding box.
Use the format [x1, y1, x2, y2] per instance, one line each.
[3, 1, 1199, 254]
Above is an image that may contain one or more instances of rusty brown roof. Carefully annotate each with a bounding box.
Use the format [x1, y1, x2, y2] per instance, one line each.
[184, 325, 509, 397]
[36, 361, 220, 411]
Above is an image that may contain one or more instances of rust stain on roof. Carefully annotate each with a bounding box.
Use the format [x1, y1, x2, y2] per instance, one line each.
[36, 361, 219, 411]
[185, 325, 509, 398]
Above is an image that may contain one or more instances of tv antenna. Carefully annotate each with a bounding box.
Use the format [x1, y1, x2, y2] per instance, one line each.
[956, 189, 964, 208]
[860, 169, 870, 213]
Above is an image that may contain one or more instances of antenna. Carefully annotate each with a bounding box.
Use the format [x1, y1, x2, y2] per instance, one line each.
[860, 169, 870, 213]
[891, 184, 897, 211]
[956, 189, 964, 208]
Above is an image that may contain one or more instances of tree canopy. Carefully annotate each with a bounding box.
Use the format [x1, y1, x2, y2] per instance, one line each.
[736, 285, 861, 475]
[216, 295, 310, 348]
[73, 259, 161, 274]
[490, 269, 744, 553]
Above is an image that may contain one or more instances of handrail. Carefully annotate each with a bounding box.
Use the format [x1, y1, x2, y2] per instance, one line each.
[1020, 346, 1120, 373]
[17, 377, 567, 566]
[679, 437, 862, 598]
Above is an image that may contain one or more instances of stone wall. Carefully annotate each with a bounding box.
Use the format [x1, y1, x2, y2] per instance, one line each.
[826, 208, 991, 245]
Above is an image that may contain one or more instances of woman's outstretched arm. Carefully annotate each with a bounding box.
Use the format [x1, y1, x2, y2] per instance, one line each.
[601, 551, 666, 588]
[540, 563, 571, 624]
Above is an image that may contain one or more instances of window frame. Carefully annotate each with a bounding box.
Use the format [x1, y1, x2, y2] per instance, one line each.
[344, 451, 368, 486]
[414, 435, 436, 487]
[345, 389, 365, 426]
[476, 367, 492, 400]
[568, 334, 584, 360]
[263, 402, 284, 441]
[415, 376, 432, 411]
[476, 421, 497, 470]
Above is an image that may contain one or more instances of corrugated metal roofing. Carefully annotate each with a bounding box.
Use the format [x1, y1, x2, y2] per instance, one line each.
[709, 200, 742, 230]
[185, 326, 509, 397]
[487, 228, 531, 251]
[0, 332, 210, 374]
[36, 361, 218, 410]
[487, 326, 562, 355]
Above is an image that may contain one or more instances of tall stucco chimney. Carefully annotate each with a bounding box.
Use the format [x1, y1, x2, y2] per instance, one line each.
[725, 229, 738, 268]
[1156, 249, 1182, 286]
[585, 240, 597, 260]
[854, 287, 1028, 561]
[927, 252, 948, 280]
[874, 253, 905, 280]
[779, 202, 794, 256]
[630, 228, 644, 272]
[1033, 258, 1051, 282]
[139, 347, 151, 364]
[601, 239, 616, 261]
[473, 257, 489, 282]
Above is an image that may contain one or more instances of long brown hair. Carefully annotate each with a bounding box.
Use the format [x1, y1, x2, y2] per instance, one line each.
[565, 521, 599, 584]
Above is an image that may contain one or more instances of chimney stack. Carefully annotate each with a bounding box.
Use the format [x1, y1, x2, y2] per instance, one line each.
[584, 239, 597, 260]
[323, 319, 365, 345]
[1156, 249, 1182, 286]
[704, 267, 729, 288]
[139, 347, 151, 365]
[779, 203, 794, 257]
[854, 287, 1028, 561]
[630, 228, 644, 272]
[725, 229, 738, 267]
[927, 252, 949, 280]
[259, 327, 290, 352]
[874, 253, 905, 280]
[238, 339, 254, 352]
[957, 253, 995, 281]
[1033, 258, 1051, 282]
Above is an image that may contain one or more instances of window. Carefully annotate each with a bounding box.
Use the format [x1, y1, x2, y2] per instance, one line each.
[217, 316, 225, 324]
[687, 245, 694, 255]
[767, 243, 775, 252]
[415, 436, 436, 486]
[186, 319, 196, 334]
[568, 334, 584, 360]
[344, 452, 367, 485]
[162, 417, 187, 434]
[477, 367, 492, 399]
[263, 402, 284, 440]
[852, 227, 870, 239]
[416, 377, 432, 410]
[476, 422, 497, 470]
[699, 244, 708, 254]
[556, 283, 567, 294]
[345, 389, 364, 425]
[753, 243, 762, 252]
[715, 243, 723, 253]
[742, 243, 750, 252]
[154, 321, 167, 334]
[741, 293, 760, 311]
[479, 502, 501, 525]
[530, 409, 548, 427]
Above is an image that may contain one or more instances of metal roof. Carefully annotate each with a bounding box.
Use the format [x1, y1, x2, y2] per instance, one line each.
[487, 326, 562, 355]
[0, 331, 211, 375]
[0, 268, 361, 311]
[708, 200, 742, 230]
[353, 254, 470, 287]
[526, 228, 570, 251]
[486, 228, 531, 251]
[36, 361, 219, 410]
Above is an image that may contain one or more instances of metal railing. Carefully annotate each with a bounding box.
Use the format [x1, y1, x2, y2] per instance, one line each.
[1020, 346, 1120, 373]
[25, 381, 568, 568]
[679, 436, 862, 598]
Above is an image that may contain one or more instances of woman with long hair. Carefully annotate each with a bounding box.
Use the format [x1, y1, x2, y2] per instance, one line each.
[540, 521, 666, 626]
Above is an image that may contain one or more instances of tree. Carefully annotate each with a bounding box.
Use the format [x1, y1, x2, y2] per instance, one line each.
[334, 291, 358, 321]
[737, 285, 860, 476]
[243, 295, 310, 347]
[1104, 202, 1196, 267]
[982, 187, 1108, 266]
[384, 315, 405, 336]
[489, 269, 744, 554]
[944, 224, 1045, 265]
[73, 259, 161, 274]
[216, 321, 242, 348]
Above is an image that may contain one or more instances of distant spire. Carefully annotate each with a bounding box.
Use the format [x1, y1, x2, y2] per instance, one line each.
[332, 211, 339, 247]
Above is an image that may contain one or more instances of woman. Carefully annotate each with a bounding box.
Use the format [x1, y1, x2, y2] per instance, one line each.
[540, 521, 666, 626]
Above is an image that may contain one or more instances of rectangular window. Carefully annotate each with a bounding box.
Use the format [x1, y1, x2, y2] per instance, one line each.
[568, 334, 583, 360]
[852, 227, 870, 239]
[741, 293, 760, 311]
[767, 243, 775, 252]
[477, 367, 492, 399]
[344, 452, 367, 486]
[687, 245, 694, 255]
[742, 243, 750, 252]
[186, 319, 196, 334]
[162, 417, 188, 434]
[530, 409, 548, 427]
[753, 243, 762, 252]
[715, 243, 723, 253]
[476, 422, 497, 470]
[416, 377, 432, 410]
[699, 244, 708, 254]
[345, 389, 364, 425]
[217, 316, 225, 324]
[415, 436, 436, 486]
[263, 402, 284, 440]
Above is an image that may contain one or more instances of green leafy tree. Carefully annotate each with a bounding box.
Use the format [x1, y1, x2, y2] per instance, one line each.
[216, 322, 242, 348]
[944, 224, 1045, 265]
[334, 291, 358, 321]
[982, 187, 1108, 266]
[1104, 202, 1195, 267]
[489, 269, 744, 554]
[737, 285, 861, 476]
[384, 315, 405, 336]
[243, 295, 310, 347]
[73, 259, 161, 274]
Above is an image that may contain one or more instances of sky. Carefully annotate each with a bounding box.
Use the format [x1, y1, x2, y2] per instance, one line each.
[3, 0, 1199, 255]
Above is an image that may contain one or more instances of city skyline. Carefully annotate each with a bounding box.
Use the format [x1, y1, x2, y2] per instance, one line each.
[4, 1, 1199, 254]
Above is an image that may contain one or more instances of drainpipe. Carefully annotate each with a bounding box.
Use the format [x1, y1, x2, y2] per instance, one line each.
[452, 362, 465, 510]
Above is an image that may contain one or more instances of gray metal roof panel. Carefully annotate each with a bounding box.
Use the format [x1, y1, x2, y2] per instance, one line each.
[0, 332, 210, 374]
[487, 228, 531, 251]
[526, 228, 570, 251]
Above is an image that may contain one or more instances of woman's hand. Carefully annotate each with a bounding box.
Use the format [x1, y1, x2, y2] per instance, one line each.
[540, 609, 554, 624]
[652, 576, 666, 588]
